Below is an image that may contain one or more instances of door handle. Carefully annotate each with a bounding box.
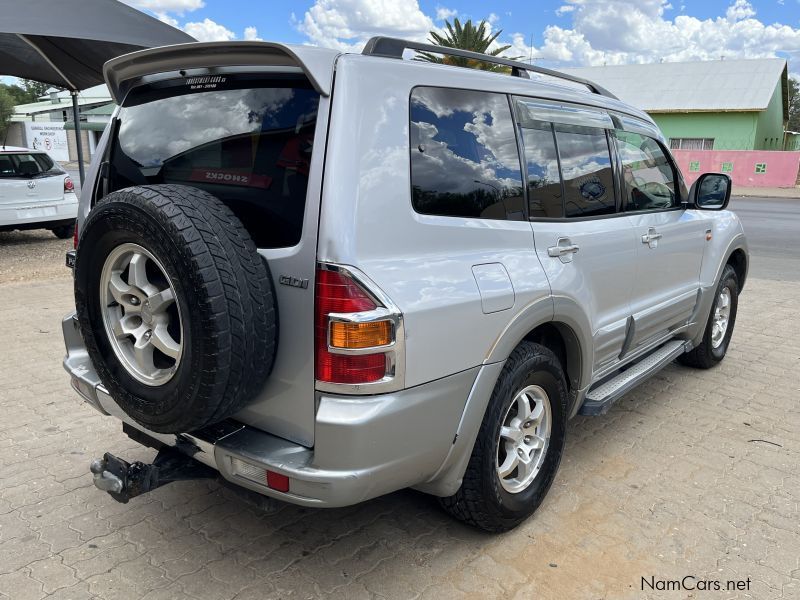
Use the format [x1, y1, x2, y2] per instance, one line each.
[548, 238, 580, 263]
[641, 228, 662, 248]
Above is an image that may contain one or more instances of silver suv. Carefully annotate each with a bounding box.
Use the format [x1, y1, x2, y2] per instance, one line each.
[62, 38, 748, 532]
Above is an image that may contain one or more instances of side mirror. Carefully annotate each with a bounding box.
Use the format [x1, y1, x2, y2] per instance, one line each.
[688, 173, 731, 210]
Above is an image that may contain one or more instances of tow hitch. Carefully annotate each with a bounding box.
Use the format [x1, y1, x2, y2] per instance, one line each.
[90, 448, 217, 503]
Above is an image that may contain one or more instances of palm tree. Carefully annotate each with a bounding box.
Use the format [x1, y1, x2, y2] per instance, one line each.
[415, 18, 519, 72]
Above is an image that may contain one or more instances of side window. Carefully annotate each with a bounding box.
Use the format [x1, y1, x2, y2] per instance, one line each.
[616, 131, 678, 212]
[410, 87, 525, 220]
[519, 124, 563, 218]
[555, 126, 617, 218]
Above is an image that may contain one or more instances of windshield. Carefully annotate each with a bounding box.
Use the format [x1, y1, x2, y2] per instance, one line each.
[0, 152, 62, 178]
[109, 75, 320, 248]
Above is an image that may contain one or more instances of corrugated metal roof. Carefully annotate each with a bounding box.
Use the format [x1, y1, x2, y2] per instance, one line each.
[82, 102, 115, 116]
[561, 58, 787, 113]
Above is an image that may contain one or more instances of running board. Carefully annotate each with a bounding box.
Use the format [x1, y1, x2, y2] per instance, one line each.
[579, 340, 689, 416]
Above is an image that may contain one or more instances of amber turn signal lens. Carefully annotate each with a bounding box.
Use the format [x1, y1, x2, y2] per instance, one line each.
[330, 320, 392, 349]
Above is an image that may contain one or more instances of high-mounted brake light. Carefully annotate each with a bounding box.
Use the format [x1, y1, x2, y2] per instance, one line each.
[64, 176, 74, 193]
[315, 268, 389, 384]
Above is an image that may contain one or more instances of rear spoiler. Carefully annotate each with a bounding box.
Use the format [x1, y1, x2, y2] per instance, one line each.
[103, 41, 340, 104]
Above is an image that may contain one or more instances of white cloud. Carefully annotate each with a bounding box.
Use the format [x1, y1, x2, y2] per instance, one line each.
[436, 6, 458, 21]
[297, 0, 436, 51]
[244, 26, 262, 41]
[183, 18, 235, 42]
[155, 12, 179, 27]
[726, 0, 755, 20]
[509, 0, 800, 67]
[122, 0, 204, 15]
[555, 5, 576, 16]
[487, 13, 500, 25]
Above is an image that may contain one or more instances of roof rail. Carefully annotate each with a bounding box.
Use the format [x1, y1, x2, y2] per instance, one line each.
[361, 36, 618, 100]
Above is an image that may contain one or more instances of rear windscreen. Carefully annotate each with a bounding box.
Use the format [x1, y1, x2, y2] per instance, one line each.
[109, 74, 320, 247]
[0, 152, 61, 178]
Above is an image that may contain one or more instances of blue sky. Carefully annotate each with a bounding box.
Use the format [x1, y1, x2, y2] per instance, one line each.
[128, 0, 800, 69]
[161, 0, 798, 47]
[4, 0, 800, 88]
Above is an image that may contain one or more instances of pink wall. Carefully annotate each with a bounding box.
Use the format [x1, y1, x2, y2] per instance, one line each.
[672, 150, 800, 188]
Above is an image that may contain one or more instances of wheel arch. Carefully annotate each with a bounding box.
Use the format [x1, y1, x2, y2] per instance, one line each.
[726, 247, 748, 291]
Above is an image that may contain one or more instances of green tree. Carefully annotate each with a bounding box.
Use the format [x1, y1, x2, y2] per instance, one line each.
[21, 79, 50, 101]
[415, 18, 519, 72]
[788, 76, 800, 133]
[0, 83, 33, 105]
[0, 87, 16, 143]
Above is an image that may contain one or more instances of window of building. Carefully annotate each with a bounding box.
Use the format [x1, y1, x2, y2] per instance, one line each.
[410, 87, 525, 220]
[519, 123, 563, 218]
[669, 138, 713, 150]
[616, 131, 679, 212]
[555, 126, 617, 218]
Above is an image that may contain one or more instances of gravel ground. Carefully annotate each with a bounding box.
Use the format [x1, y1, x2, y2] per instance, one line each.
[0, 230, 72, 285]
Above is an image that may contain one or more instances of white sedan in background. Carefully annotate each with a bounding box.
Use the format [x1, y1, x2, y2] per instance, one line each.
[0, 146, 78, 239]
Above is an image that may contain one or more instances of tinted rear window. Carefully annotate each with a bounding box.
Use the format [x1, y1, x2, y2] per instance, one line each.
[109, 75, 320, 248]
[0, 152, 59, 178]
[410, 87, 525, 220]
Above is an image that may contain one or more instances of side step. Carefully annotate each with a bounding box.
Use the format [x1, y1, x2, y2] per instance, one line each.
[579, 340, 689, 416]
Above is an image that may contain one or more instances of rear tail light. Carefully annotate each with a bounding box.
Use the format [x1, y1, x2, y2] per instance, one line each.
[315, 267, 399, 386]
[72, 221, 78, 249]
[64, 176, 74, 193]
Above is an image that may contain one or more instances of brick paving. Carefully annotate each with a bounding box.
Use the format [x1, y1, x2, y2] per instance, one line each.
[0, 273, 797, 599]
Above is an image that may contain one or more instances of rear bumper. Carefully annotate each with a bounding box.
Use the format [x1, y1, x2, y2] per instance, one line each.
[0, 193, 78, 228]
[62, 312, 479, 507]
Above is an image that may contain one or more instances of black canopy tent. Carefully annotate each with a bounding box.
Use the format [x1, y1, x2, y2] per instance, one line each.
[0, 0, 194, 183]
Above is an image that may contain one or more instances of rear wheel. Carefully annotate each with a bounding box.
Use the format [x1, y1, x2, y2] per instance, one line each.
[679, 264, 739, 369]
[439, 342, 568, 532]
[51, 224, 74, 239]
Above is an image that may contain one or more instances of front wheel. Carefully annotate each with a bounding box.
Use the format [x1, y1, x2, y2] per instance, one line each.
[439, 342, 568, 532]
[679, 264, 739, 369]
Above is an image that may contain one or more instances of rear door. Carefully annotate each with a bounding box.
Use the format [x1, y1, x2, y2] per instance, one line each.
[514, 98, 638, 376]
[613, 130, 706, 353]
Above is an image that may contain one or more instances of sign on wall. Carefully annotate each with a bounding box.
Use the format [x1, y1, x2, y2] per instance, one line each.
[23, 122, 69, 162]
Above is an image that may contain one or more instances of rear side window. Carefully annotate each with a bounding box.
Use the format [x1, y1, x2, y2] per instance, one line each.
[109, 75, 320, 248]
[555, 126, 616, 218]
[615, 131, 679, 211]
[519, 124, 562, 218]
[410, 87, 524, 220]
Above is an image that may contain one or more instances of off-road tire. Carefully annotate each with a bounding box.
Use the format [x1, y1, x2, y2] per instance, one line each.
[439, 342, 568, 532]
[678, 264, 738, 369]
[74, 185, 276, 433]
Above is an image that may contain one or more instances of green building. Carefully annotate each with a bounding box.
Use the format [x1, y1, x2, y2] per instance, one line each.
[563, 58, 789, 151]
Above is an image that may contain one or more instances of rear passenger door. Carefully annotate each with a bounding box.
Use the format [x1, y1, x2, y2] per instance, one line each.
[514, 98, 638, 376]
[613, 130, 706, 352]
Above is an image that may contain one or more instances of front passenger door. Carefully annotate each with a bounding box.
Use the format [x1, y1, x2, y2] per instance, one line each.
[615, 131, 706, 353]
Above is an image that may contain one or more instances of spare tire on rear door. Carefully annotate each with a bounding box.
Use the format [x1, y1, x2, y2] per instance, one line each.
[74, 184, 276, 433]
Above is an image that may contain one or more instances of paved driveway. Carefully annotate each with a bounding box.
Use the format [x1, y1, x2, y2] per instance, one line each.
[0, 260, 798, 598]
